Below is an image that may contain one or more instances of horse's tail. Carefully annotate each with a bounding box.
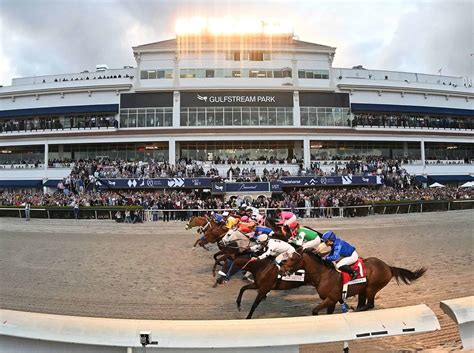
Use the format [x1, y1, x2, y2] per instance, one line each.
[390, 266, 427, 285]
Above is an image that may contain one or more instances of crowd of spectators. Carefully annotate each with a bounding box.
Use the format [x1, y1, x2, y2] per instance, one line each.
[0, 116, 118, 134]
[352, 113, 473, 130]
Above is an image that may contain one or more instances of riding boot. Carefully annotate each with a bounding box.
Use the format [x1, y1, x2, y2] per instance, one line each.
[339, 265, 358, 280]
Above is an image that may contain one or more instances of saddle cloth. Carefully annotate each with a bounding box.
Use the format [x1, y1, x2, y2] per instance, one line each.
[341, 258, 366, 285]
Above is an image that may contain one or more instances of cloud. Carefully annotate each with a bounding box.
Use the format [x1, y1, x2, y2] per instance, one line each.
[0, 0, 471, 86]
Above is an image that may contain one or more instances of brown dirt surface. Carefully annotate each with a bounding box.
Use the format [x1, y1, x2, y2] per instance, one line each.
[0, 210, 472, 352]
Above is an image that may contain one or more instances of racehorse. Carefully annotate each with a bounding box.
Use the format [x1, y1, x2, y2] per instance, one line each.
[279, 250, 427, 315]
[264, 217, 290, 241]
[214, 255, 315, 319]
[185, 216, 227, 250]
[210, 230, 252, 276]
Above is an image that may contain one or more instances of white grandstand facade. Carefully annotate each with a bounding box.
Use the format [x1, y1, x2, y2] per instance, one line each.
[0, 31, 473, 185]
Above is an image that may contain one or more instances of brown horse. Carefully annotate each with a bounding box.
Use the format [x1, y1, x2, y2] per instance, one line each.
[185, 216, 227, 249]
[215, 255, 315, 319]
[280, 250, 427, 315]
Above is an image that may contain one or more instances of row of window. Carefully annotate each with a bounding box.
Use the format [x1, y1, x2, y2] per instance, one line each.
[180, 68, 292, 79]
[139, 68, 329, 79]
[140, 69, 174, 80]
[119, 108, 173, 128]
[298, 70, 330, 79]
[180, 107, 294, 127]
[300, 107, 351, 127]
[225, 51, 271, 61]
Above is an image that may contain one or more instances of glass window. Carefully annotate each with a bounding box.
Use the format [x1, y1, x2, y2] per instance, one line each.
[232, 107, 242, 125]
[164, 108, 172, 126]
[157, 70, 165, 79]
[263, 53, 271, 61]
[309, 107, 317, 125]
[156, 110, 164, 127]
[233, 51, 240, 61]
[322, 71, 329, 79]
[224, 69, 233, 78]
[283, 69, 292, 78]
[224, 108, 233, 125]
[120, 111, 128, 128]
[276, 108, 285, 125]
[215, 107, 224, 126]
[249, 51, 264, 61]
[180, 109, 188, 126]
[266, 70, 273, 78]
[298, 70, 305, 79]
[249, 70, 258, 78]
[232, 70, 241, 78]
[215, 69, 224, 77]
[259, 107, 268, 125]
[300, 107, 309, 126]
[188, 108, 197, 126]
[268, 107, 276, 125]
[137, 109, 146, 127]
[197, 108, 206, 126]
[146, 109, 155, 127]
[206, 107, 215, 126]
[305, 71, 314, 79]
[140, 71, 147, 80]
[165, 69, 173, 79]
[257, 70, 266, 78]
[148, 70, 157, 79]
[206, 69, 214, 78]
[273, 70, 283, 78]
[242, 108, 250, 126]
[250, 108, 259, 125]
[241, 69, 249, 78]
[196, 69, 206, 78]
[128, 109, 137, 127]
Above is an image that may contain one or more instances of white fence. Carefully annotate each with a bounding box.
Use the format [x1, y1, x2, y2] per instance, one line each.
[0, 304, 440, 353]
[440, 296, 474, 351]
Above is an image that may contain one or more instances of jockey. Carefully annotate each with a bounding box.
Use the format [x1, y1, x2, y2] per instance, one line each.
[225, 215, 239, 230]
[210, 211, 225, 224]
[287, 222, 327, 253]
[255, 208, 266, 226]
[322, 231, 359, 280]
[251, 225, 274, 241]
[246, 206, 259, 220]
[237, 215, 256, 234]
[250, 234, 296, 267]
[275, 208, 297, 228]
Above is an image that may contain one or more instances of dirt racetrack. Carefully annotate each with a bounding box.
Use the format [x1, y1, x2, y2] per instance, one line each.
[1, 210, 473, 352]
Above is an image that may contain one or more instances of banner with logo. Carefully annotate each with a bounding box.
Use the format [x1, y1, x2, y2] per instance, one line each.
[279, 175, 383, 186]
[100, 178, 214, 189]
[180, 91, 294, 107]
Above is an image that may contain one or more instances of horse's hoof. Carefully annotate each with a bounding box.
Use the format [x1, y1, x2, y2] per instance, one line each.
[237, 306, 241, 312]
[312, 310, 319, 316]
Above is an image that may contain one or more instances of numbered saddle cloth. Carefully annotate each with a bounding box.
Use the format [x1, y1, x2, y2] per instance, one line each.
[341, 258, 367, 285]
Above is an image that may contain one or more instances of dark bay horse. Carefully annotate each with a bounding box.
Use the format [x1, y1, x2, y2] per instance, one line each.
[280, 251, 426, 315]
[185, 216, 227, 250]
[215, 255, 314, 319]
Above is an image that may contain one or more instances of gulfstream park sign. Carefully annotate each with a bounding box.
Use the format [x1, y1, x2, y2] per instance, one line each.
[180, 91, 294, 107]
[197, 94, 276, 104]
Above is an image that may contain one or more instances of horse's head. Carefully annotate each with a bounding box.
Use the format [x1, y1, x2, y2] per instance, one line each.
[185, 216, 206, 230]
[279, 249, 303, 276]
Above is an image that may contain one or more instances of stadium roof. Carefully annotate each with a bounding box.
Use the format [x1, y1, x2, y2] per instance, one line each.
[132, 37, 336, 53]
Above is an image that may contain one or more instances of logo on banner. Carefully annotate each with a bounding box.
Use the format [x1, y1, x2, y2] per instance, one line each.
[342, 176, 353, 185]
[214, 184, 224, 191]
[319, 177, 327, 185]
[107, 181, 116, 186]
[168, 178, 185, 187]
[146, 179, 154, 187]
[127, 179, 137, 188]
[362, 177, 369, 183]
[139, 179, 145, 187]
[197, 94, 208, 102]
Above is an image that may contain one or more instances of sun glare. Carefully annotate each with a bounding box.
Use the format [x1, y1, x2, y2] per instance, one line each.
[175, 17, 293, 36]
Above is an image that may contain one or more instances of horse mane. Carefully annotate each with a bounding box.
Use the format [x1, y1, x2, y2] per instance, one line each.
[306, 251, 335, 270]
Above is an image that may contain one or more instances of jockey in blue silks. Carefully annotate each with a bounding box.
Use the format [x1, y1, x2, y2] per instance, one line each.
[251, 226, 274, 240]
[322, 231, 359, 280]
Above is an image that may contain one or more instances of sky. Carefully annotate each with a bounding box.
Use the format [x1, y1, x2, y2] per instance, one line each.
[0, 0, 472, 86]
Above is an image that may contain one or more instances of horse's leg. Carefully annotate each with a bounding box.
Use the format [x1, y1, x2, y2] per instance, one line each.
[213, 250, 224, 262]
[192, 238, 200, 249]
[356, 289, 376, 311]
[326, 303, 336, 315]
[246, 289, 268, 319]
[312, 297, 336, 316]
[355, 293, 367, 311]
[236, 283, 257, 311]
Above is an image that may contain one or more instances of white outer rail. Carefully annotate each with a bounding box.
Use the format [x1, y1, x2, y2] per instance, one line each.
[440, 296, 474, 351]
[0, 305, 439, 353]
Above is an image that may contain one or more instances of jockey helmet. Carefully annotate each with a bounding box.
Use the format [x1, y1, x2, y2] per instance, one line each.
[241, 215, 249, 222]
[288, 221, 299, 230]
[222, 211, 229, 217]
[257, 234, 269, 243]
[258, 208, 265, 214]
[240, 203, 247, 209]
[322, 231, 337, 242]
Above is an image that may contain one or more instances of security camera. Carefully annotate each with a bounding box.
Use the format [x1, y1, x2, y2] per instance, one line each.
[139, 331, 158, 347]
[140, 332, 151, 346]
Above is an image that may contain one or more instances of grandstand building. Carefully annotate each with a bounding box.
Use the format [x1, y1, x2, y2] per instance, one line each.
[0, 28, 473, 188]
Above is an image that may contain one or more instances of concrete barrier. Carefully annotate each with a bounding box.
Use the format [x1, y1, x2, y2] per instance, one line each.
[440, 296, 474, 351]
[0, 304, 440, 353]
